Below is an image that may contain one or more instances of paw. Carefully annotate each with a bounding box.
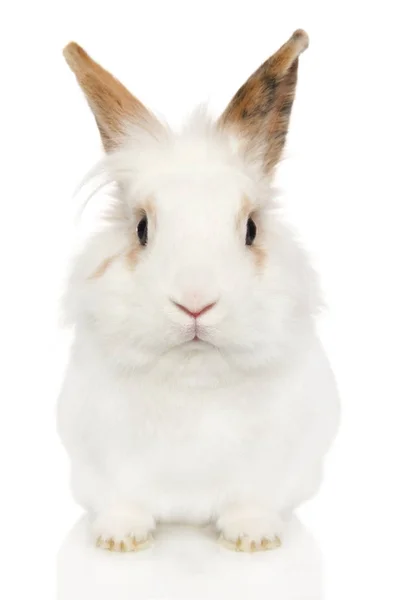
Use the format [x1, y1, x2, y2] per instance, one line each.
[92, 508, 155, 552]
[217, 510, 283, 553]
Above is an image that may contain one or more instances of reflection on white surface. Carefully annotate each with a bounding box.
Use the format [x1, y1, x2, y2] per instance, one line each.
[57, 516, 322, 599]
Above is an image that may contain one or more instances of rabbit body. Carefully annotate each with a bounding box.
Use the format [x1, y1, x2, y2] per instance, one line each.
[59, 31, 339, 550]
[59, 330, 338, 543]
[57, 144, 339, 548]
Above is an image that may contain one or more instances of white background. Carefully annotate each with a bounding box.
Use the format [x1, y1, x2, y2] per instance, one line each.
[1, 1, 392, 598]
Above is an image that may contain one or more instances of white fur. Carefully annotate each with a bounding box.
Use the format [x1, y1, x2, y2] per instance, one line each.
[57, 113, 340, 548]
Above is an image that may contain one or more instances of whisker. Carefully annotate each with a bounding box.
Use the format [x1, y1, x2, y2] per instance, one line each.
[73, 164, 139, 221]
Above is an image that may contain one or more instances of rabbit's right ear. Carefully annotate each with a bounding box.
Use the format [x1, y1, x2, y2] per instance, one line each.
[63, 43, 158, 151]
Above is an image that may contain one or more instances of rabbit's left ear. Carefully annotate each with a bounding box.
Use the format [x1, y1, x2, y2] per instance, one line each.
[63, 43, 158, 151]
[219, 30, 309, 175]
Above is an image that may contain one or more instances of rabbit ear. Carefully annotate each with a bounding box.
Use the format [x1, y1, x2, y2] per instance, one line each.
[63, 42, 157, 151]
[219, 30, 309, 175]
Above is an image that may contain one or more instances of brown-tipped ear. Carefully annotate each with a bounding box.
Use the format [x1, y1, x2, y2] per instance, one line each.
[63, 42, 156, 151]
[219, 30, 309, 174]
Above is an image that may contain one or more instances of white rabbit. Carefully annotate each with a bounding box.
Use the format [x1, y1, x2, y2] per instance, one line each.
[58, 30, 340, 553]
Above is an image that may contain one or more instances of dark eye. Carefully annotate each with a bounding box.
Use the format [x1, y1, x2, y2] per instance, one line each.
[245, 217, 257, 246]
[137, 216, 148, 246]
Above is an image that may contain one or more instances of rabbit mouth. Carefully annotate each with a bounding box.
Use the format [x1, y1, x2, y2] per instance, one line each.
[171, 321, 218, 350]
[181, 334, 217, 350]
[187, 326, 213, 347]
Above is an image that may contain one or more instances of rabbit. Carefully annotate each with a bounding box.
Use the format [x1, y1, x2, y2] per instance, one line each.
[58, 30, 340, 553]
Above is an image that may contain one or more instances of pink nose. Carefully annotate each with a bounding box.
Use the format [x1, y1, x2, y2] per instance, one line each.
[173, 301, 216, 319]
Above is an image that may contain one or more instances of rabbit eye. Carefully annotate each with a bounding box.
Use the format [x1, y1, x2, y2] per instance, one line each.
[246, 217, 257, 246]
[137, 216, 148, 246]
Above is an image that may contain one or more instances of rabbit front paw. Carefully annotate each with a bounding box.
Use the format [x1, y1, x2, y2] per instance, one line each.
[217, 509, 283, 552]
[92, 507, 155, 552]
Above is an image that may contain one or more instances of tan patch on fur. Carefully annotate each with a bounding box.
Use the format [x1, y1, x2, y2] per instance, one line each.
[219, 30, 309, 174]
[252, 243, 266, 269]
[89, 197, 156, 277]
[63, 43, 160, 151]
[89, 254, 120, 279]
[144, 197, 157, 228]
[89, 246, 141, 278]
[236, 195, 253, 233]
[126, 245, 142, 270]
